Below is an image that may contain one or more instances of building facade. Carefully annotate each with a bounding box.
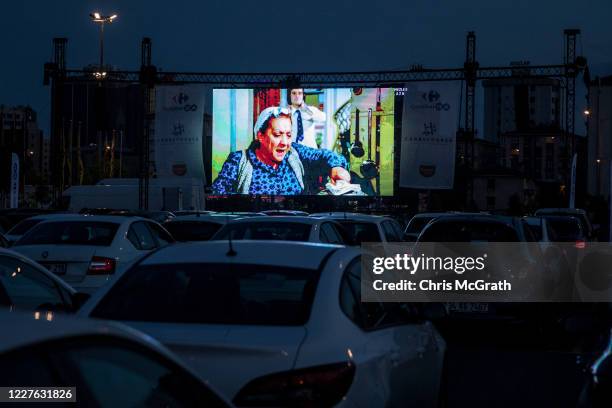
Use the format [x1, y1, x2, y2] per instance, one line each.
[587, 76, 612, 198]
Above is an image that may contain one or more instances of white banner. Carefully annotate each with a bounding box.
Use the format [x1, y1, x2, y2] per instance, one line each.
[399, 82, 461, 189]
[154, 85, 206, 181]
[10, 153, 19, 208]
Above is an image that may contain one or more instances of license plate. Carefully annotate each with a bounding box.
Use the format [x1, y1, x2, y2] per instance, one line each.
[42, 263, 67, 275]
[446, 302, 489, 313]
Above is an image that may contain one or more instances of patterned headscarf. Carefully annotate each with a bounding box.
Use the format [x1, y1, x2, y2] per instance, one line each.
[253, 106, 292, 137]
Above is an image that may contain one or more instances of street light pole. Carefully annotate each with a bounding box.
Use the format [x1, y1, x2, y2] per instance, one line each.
[99, 21, 104, 68]
[89, 12, 117, 71]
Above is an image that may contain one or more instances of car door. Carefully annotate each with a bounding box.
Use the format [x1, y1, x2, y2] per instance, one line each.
[342, 260, 445, 407]
[0, 336, 230, 407]
[0, 255, 72, 312]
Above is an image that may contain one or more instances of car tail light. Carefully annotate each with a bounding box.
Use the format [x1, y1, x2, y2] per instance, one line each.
[575, 240, 586, 249]
[87, 256, 116, 275]
[233, 362, 355, 407]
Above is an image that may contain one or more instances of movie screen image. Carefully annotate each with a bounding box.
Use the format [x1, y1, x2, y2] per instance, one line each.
[211, 88, 395, 196]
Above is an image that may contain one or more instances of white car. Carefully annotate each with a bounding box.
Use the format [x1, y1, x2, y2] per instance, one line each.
[79, 241, 446, 407]
[12, 215, 174, 293]
[210, 216, 350, 245]
[0, 248, 86, 312]
[311, 213, 406, 244]
[4, 213, 81, 245]
[0, 311, 231, 407]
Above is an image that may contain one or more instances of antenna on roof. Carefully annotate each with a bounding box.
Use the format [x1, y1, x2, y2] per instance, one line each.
[226, 226, 237, 257]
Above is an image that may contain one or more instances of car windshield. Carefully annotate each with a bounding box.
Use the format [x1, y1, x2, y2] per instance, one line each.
[405, 217, 435, 234]
[419, 220, 520, 242]
[7, 219, 43, 235]
[91, 263, 321, 326]
[15, 221, 120, 246]
[545, 217, 584, 241]
[335, 221, 381, 243]
[213, 222, 312, 241]
[164, 221, 223, 242]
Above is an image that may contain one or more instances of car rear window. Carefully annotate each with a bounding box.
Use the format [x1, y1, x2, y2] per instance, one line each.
[7, 219, 43, 235]
[405, 217, 435, 234]
[91, 263, 321, 326]
[419, 220, 520, 242]
[213, 222, 312, 241]
[15, 221, 120, 246]
[545, 217, 584, 241]
[335, 221, 381, 243]
[164, 221, 223, 242]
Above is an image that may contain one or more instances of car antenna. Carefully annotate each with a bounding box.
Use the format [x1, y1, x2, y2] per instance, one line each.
[226, 217, 237, 256]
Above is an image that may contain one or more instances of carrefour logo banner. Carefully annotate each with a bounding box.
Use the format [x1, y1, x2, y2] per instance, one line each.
[154, 85, 206, 180]
[399, 82, 461, 189]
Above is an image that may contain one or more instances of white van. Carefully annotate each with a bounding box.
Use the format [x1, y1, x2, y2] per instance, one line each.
[62, 178, 205, 212]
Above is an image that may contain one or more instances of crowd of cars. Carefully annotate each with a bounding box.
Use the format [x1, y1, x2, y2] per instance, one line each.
[0, 206, 609, 406]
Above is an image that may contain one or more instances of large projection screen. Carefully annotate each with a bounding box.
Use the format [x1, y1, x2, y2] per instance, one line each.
[211, 88, 395, 196]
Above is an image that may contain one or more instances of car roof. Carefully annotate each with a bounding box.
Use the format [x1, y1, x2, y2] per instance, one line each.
[409, 212, 445, 219]
[0, 310, 166, 355]
[433, 213, 517, 224]
[142, 241, 346, 270]
[310, 213, 387, 222]
[24, 213, 82, 221]
[34, 215, 148, 224]
[535, 208, 587, 215]
[523, 216, 545, 225]
[221, 216, 323, 225]
[165, 214, 242, 223]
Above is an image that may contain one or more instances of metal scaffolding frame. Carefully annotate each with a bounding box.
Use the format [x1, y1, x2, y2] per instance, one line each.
[44, 30, 585, 209]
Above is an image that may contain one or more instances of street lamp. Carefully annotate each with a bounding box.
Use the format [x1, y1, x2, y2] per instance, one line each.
[89, 12, 117, 72]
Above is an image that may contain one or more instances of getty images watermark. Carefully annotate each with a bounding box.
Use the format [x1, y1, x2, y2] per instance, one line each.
[361, 242, 612, 302]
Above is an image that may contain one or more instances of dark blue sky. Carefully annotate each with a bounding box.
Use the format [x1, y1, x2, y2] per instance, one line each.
[2, 0, 611, 134]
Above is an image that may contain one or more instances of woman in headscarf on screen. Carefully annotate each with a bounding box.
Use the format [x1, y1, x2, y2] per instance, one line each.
[211, 106, 350, 195]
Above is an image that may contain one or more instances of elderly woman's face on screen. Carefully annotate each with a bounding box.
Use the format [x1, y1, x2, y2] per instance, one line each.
[257, 116, 292, 163]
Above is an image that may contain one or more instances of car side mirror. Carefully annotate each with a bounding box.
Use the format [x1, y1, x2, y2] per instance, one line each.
[72, 292, 91, 311]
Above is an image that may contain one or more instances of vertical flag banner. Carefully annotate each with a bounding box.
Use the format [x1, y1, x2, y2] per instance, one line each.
[400, 82, 461, 189]
[154, 85, 206, 181]
[569, 153, 577, 209]
[10, 153, 19, 208]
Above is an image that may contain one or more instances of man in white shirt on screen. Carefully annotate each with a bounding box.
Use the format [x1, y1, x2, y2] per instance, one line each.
[288, 88, 326, 149]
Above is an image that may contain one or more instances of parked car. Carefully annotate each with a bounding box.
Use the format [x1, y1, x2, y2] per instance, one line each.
[311, 213, 406, 244]
[79, 241, 446, 407]
[261, 210, 309, 216]
[535, 208, 594, 240]
[211, 216, 351, 245]
[12, 215, 174, 293]
[0, 311, 231, 407]
[578, 328, 612, 408]
[404, 212, 444, 241]
[5, 214, 82, 245]
[0, 208, 65, 232]
[163, 214, 243, 242]
[173, 210, 216, 216]
[80, 208, 176, 224]
[416, 213, 556, 317]
[214, 212, 267, 217]
[0, 248, 88, 313]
